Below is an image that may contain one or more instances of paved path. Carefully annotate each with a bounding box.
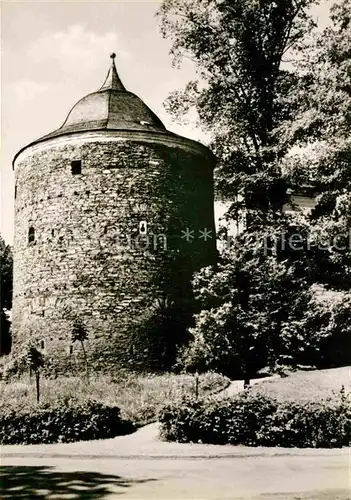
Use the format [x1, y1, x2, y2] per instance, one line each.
[2, 451, 349, 499]
[217, 375, 277, 397]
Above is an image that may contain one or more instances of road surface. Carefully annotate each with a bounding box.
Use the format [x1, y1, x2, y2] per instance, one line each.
[1, 423, 349, 499]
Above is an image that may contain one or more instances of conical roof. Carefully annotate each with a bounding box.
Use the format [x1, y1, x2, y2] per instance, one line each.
[13, 53, 216, 167]
[38, 53, 166, 141]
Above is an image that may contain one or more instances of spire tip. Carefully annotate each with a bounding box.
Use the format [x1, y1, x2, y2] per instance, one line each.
[99, 52, 126, 92]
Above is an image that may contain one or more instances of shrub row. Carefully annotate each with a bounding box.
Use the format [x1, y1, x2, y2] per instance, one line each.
[0, 398, 135, 445]
[159, 389, 351, 448]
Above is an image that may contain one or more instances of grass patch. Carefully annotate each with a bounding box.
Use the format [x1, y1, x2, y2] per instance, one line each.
[249, 367, 351, 403]
[0, 371, 229, 426]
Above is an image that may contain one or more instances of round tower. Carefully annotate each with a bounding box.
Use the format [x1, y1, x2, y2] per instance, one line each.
[12, 55, 216, 373]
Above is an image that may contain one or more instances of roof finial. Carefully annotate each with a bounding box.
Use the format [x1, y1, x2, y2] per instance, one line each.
[99, 52, 126, 92]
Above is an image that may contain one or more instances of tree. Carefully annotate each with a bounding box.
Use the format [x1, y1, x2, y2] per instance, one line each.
[318, 293, 351, 367]
[26, 345, 45, 403]
[157, 0, 318, 376]
[157, 0, 317, 223]
[158, 0, 350, 375]
[71, 319, 90, 381]
[1, 310, 12, 355]
[180, 231, 313, 384]
[282, 0, 351, 290]
[285, 290, 351, 368]
[0, 235, 13, 355]
[130, 295, 184, 372]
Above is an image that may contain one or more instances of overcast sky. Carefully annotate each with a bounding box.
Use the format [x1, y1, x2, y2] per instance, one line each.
[1, 0, 332, 244]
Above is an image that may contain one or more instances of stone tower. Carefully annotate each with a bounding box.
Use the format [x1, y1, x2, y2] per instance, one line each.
[12, 54, 216, 373]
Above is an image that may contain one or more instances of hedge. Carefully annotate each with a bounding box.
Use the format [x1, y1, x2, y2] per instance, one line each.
[0, 398, 135, 445]
[159, 389, 351, 448]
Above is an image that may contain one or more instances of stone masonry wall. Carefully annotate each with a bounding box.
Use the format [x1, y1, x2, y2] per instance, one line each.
[12, 135, 216, 373]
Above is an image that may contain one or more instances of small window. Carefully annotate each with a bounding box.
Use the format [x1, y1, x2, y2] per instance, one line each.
[139, 221, 147, 235]
[40, 340, 45, 349]
[69, 345, 73, 355]
[71, 160, 82, 175]
[51, 229, 55, 237]
[28, 227, 35, 244]
[14, 185, 17, 199]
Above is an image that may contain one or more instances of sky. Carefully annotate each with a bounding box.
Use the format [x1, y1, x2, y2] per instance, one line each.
[1, 0, 332, 244]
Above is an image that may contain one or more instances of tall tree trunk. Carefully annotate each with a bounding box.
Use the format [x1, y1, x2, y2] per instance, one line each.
[242, 363, 250, 388]
[243, 375, 250, 389]
[35, 371, 40, 403]
[80, 340, 89, 382]
[194, 371, 199, 400]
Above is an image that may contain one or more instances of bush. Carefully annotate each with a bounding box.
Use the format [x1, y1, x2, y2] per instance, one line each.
[2, 354, 27, 381]
[0, 398, 135, 445]
[159, 389, 351, 448]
